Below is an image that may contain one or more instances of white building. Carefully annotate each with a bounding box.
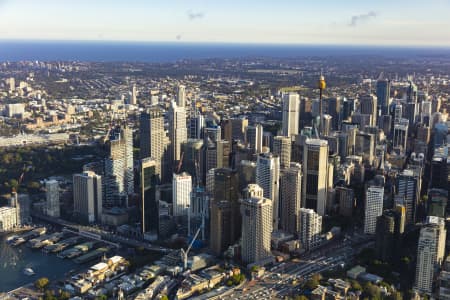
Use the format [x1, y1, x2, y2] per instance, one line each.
[246, 124, 263, 154]
[364, 186, 384, 234]
[272, 136, 291, 169]
[45, 180, 60, 218]
[177, 84, 186, 107]
[169, 102, 188, 162]
[302, 139, 329, 216]
[415, 216, 446, 295]
[6, 103, 25, 118]
[282, 92, 300, 137]
[240, 187, 273, 265]
[73, 171, 103, 223]
[280, 163, 302, 235]
[299, 208, 322, 250]
[256, 153, 280, 230]
[0, 206, 18, 232]
[172, 173, 192, 217]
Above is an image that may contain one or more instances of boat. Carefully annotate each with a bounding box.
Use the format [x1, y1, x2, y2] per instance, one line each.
[6, 235, 19, 243]
[23, 268, 35, 276]
[11, 237, 26, 247]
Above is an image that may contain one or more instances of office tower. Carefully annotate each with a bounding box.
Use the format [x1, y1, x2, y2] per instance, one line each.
[393, 119, 409, 152]
[181, 139, 204, 185]
[169, 101, 188, 163]
[375, 206, 405, 262]
[209, 168, 241, 255]
[299, 208, 322, 250]
[302, 139, 329, 216]
[282, 92, 300, 137]
[421, 101, 432, 125]
[45, 180, 60, 218]
[177, 84, 186, 107]
[0, 206, 18, 232]
[172, 173, 192, 217]
[272, 136, 291, 169]
[342, 98, 356, 121]
[396, 169, 421, 225]
[73, 171, 102, 224]
[238, 160, 256, 192]
[359, 94, 378, 126]
[376, 79, 391, 115]
[140, 108, 166, 179]
[322, 115, 332, 136]
[8, 77, 15, 92]
[204, 125, 222, 143]
[104, 125, 134, 207]
[246, 124, 263, 154]
[355, 132, 375, 165]
[379, 114, 392, 136]
[141, 158, 158, 239]
[324, 97, 341, 130]
[414, 216, 446, 295]
[131, 84, 137, 105]
[393, 103, 403, 123]
[428, 189, 447, 218]
[364, 185, 384, 234]
[223, 117, 248, 143]
[280, 163, 302, 235]
[189, 111, 205, 139]
[434, 123, 448, 149]
[240, 187, 273, 265]
[335, 186, 354, 217]
[256, 153, 280, 229]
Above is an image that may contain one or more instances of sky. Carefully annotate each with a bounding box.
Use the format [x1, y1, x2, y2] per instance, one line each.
[0, 0, 450, 46]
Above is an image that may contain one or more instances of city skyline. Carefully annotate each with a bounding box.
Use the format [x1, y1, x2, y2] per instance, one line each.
[0, 0, 450, 46]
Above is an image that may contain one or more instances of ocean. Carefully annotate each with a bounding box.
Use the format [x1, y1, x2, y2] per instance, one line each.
[0, 40, 449, 62]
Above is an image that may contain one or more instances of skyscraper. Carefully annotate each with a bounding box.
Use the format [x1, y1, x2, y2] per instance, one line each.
[141, 158, 158, 240]
[177, 84, 186, 107]
[104, 125, 134, 207]
[393, 119, 409, 152]
[414, 216, 446, 295]
[364, 185, 384, 234]
[131, 84, 137, 105]
[359, 94, 378, 127]
[299, 208, 322, 250]
[240, 186, 273, 265]
[246, 124, 263, 154]
[169, 101, 188, 163]
[396, 169, 421, 225]
[280, 163, 302, 235]
[73, 171, 102, 224]
[376, 79, 391, 115]
[140, 108, 166, 180]
[272, 136, 291, 169]
[172, 173, 192, 217]
[282, 92, 300, 137]
[223, 117, 248, 143]
[256, 153, 280, 230]
[45, 180, 60, 218]
[375, 206, 405, 262]
[210, 168, 241, 255]
[302, 139, 329, 216]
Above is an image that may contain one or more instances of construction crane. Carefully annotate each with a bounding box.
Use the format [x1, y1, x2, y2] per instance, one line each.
[181, 225, 202, 270]
[12, 164, 31, 194]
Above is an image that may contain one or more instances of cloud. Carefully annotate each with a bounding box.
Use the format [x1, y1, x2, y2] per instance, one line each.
[349, 11, 377, 27]
[176, 34, 182, 41]
[187, 10, 205, 21]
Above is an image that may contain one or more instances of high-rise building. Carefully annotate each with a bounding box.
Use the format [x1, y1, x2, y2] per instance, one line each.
[172, 173, 192, 217]
[240, 187, 273, 265]
[375, 206, 405, 262]
[104, 125, 134, 207]
[140, 108, 166, 180]
[406, 81, 419, 126]
[272, 136, 291, 169]
[414, 216, 446, 295]
[73, 171, 102, 224]
[303, 139, 329, 216]
[355, 132, 375, 166]
[256, 153, 280, 229]
[396, 169, 421, 225]
[45, 180, 60, 218]
[131, 84, 137, 105]
[282, 93, 300, 137]
[189, 111, 205, 139]
[376, 79, 391, 115]
[364, 185, 384, 234]
[428, 188, 447, 218]
[223, 117, 248, 143]
[280, 163, 302, 235]
[359, 94, 378, 127]
[335, 186, 354, 217]
[181, 139, 204, 186]
[393, 118, 409, 152]
[177, 84, 186, 107]
[169, 102, 188, 163]
[210, 168, 241, 255]
[324, 97, 341, 130]
[8, 77, 15, 92]
[238, 160, 256, 192]
[141, 158, 158, 240]
[246, 124, 263, 154]
[299, 208, 322, 250]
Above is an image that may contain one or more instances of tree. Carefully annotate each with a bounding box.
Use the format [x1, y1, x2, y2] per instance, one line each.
[58, 290, 70, 300]
[34, 277, 50, 291]
[95, 295, 107, 300]
[304, 275, 321, 290]
[294, 296, 309, 300]
[363, 282, 380, 300]
[160, 296, 169, 300]
[44, 290, 56, 300]
[350, 280, 363, 291]
[226, 280, 233, 286]
[388, 291, 403, 300]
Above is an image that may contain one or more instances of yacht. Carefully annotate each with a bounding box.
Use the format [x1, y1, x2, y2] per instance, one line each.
[23, 268, 35, 276]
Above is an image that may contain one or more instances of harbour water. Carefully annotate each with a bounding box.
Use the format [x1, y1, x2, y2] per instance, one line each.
[0, 235, 81, 292]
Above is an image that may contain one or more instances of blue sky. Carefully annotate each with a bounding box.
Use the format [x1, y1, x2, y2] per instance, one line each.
[0, 0, 449, 46]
